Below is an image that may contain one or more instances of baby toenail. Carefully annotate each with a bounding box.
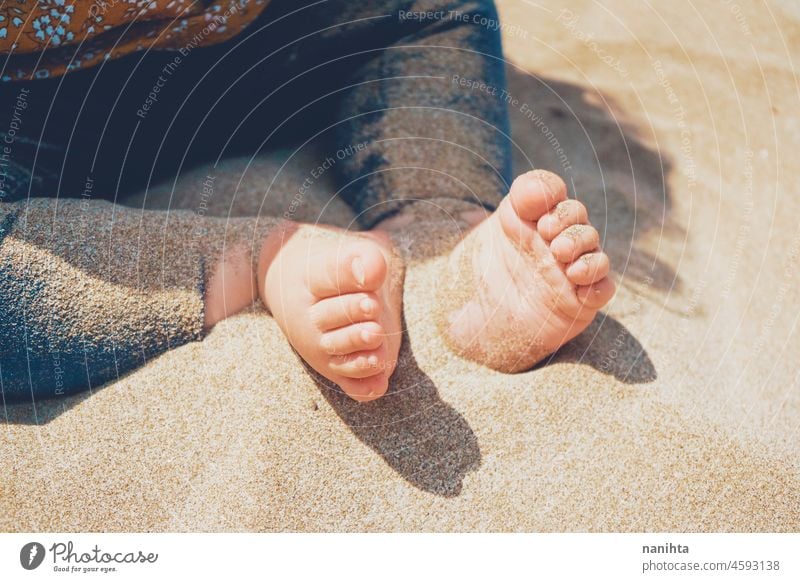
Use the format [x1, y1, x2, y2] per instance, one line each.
[361, 329, 373, 343]
[360, 298, 373, 314]
[352, 257, 366, 286]
[367, 355, 379, 367]
[321, 337, 333, 351]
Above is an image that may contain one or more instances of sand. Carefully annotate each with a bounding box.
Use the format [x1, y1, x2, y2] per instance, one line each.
[2, 0, 799, 531]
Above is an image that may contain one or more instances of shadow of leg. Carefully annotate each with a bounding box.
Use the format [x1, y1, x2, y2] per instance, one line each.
[314, 339, 481, 497]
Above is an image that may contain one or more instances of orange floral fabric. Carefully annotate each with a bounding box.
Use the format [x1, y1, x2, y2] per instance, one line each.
[0, 0, 270, 81]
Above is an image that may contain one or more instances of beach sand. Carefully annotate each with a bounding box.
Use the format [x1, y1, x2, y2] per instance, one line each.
[2, 0, 799, 531]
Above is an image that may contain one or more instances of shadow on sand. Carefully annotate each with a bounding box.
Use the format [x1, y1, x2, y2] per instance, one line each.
[314, 336, 481, 498]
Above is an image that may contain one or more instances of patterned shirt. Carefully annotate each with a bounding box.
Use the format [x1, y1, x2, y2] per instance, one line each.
[0, 0, 270, 81]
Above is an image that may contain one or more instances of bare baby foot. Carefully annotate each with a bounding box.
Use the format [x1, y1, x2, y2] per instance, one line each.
[439, 169, 615, 372]
[258, 222, 403, 402]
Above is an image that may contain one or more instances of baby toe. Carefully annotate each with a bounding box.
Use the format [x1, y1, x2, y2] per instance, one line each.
[566, 252, 610, 286]
[320, 321, 384, 355]
[310, 292, 382, 331]
[338, 372, 390, 402]
[507, 169, 568, 222]
[308, 240, 387, 298]
[576, 277, 616, 309]
[329, 349, 386, 379]
[537, 199, 589, 241]
[550, 224, 600, 263]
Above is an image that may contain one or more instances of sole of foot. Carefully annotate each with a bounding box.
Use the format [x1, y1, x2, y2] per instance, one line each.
[438, 169, 615, 372]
